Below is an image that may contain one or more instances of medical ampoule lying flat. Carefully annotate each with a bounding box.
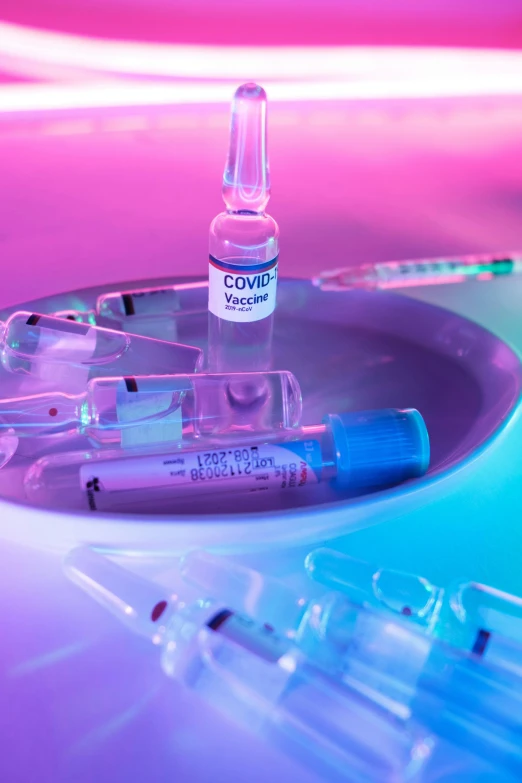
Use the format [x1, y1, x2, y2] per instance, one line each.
[53, 280, 208, 341]
[180, 550, 522, 780]
[63, 546, 441, 783]
[0, 371, 301, 449]
[314, 252, 522, 291]
[305, 548, 522, 676]
[208, 84, 279, 373]
[0, 312, 202, 389]
[24, 407, 429, 513]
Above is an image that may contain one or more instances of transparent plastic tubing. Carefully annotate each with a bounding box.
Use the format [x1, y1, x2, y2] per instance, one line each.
[53, 279, 208, 341]
[63, 546, 438, 783]
[208, 83, 279, 373]
[305, 547, 522, 676]
[0, 311, 202, 381]
[180, 550, 522, 778]
[24, 408, 429, 513]
[0, 371, 301, 446]
[314, 252, 522, 292]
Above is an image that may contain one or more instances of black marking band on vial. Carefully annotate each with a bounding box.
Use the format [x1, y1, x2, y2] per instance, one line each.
[472, 628, 491, 657]
[121, 293, 135, 316]
[206, 608, 234, 631]
[26, 314, 41, 326]
[124, 377, 139, 393]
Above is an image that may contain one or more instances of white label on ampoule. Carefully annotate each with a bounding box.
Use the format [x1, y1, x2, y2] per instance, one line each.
[116, 378, 183, 449]
[208, 256, 278, 323]
[79, 440, 321, 511]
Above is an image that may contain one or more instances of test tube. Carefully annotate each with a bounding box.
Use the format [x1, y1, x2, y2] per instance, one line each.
[208, 84, 279, 373]
[180, 550, 522, 779]
[63, 546, 438, 783]
[305, 548, 522, 675]
[0, 312, 202, 388]
[53, 280, 208, 341]
[24, 408, 430, 513]
[314, 253, 522, 292]
[0, 371, 301, 449]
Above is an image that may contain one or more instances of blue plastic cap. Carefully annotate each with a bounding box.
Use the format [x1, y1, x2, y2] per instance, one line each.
[324, 408, 430, 491]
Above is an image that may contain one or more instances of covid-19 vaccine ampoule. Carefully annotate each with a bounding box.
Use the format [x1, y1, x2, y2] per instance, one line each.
[54, 280, 208, 341]
[208, 84, 279, 372]
[24, 408, 429, 513]
[0, 370, 301, 449]
[0, 311, 202, 391]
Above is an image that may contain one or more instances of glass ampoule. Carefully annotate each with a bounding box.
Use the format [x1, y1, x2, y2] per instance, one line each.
[305, 549, 444, 633]
[54, 280, 208, 341]
[305, 548, 522, 675]
[0, 311, 202, 391]
[0, 370, 301, 449]
[64, 546, 437, 783]
[24, 408, 429, 513]
[208, 84, 279, 373]
[180, 549, 437, 681]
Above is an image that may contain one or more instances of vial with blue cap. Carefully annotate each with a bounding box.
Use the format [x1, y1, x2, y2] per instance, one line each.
[208, 83, 279, 372]
[24, 407, 430, 513]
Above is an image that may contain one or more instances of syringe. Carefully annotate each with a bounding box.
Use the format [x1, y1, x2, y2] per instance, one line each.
[305, 548, 522, 676]
[180, 550, 522, 778]
[53, 280, 208, 341]
[208, 84, 279, 373]
[0, 371, 301, 448]
[63, 546, 439, 783]
[24, 407, 429, 513]
[0, 311, 202, 391]
[314, 252, 522, 292]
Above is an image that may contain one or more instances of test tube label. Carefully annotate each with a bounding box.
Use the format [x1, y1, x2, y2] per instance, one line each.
[208, 255, 278, 323]
[78, 440, 322, 512]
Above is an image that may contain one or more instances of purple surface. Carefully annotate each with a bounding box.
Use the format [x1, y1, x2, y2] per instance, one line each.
[2, 0, 522, 47]
[0, 98, 522, 310]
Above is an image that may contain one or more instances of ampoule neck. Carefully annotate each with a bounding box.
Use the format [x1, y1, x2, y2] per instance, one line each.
[222, 83, 270, 213]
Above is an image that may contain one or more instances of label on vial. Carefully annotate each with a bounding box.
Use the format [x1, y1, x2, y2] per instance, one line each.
[207, 608, 293, 663]
[116, 377, 184, 449]
[80, 439, 322, 511]
[208, 255, 278, 323]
